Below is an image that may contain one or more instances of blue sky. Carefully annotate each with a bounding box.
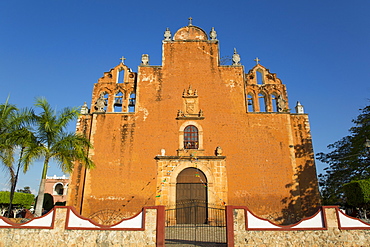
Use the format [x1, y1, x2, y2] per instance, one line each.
[1, 1, 369, 193]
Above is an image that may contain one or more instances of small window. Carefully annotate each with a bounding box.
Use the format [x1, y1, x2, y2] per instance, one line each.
[55, 184, 64, 196]
[117, 69, 125, 83]
[256, 70, 263, 85]
[184, 125, 198, 149]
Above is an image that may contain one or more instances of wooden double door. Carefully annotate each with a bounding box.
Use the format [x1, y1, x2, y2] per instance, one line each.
[176, 168, 207, 224]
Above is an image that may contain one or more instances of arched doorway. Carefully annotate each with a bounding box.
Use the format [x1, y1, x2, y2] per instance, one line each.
[176, 167, 207, 224]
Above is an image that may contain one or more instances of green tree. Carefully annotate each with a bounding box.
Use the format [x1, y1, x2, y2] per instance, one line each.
[0, 191, 34, 209]
[0, 99, 35, 216]
[343, 179, 370, 219]
[317, 104, 370, 205]
[17, 186, 32, 194]
[23, 97, 94, 216]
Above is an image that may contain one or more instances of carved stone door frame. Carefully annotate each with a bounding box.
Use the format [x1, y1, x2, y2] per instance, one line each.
[155, 156, 228, 210]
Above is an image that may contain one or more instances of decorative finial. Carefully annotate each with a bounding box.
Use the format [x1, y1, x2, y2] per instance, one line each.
[81, 102, 89, 115]
[188, 85, 193, 95]
[164, 27, 171, 41]
[141, 54, 149, 65]
[232, 48, 241, 65]
[216, 146, 223, 156]
[177, 109, 184, 117]
[295, 101, 304, 114]
[210, 27, 217, 40]
[188, 17, 193, 26]
[254, 57, 260, 65]
[120, 56, 126, 65]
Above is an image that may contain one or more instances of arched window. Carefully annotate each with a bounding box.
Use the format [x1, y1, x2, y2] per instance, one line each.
[256, 70, 264, 85]
[117, 68, 125, 83]
[128, 93, 136, 113]
[104, 93, 109, 112]
[54, 183, 64, 196]
[247, 93, 254, 112]
[258, 93, 266, 112]
[184, 125, 198, 149]
[271, 94, 278, 112]
[114, 91, 124, 112]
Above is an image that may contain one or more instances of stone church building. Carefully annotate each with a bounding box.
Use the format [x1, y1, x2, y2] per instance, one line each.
[67, 21, 321, 224]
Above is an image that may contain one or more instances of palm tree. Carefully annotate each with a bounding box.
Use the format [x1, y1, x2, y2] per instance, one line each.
[0, 100, 17, 182]
[23, 97, 94, 217]
[0, 100, 35, 216]
[6, 126, 36, 216]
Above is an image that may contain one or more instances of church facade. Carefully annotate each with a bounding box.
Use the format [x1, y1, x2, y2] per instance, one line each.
[67, 21, 320, 224]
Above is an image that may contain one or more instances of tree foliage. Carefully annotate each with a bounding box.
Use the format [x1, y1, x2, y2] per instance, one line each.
[17, 186, 32, 194]
[317, 104, 370, 205]
[0, 100, 18, 184]
[0, 99, 35, 214]
[23, 97, 94, 216]
[1, 97, 94, 217]
[343, 179, 370, 208]
[0, 191, 34, 208]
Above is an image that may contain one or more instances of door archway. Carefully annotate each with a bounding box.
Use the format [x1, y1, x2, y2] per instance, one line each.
[176, 167, 207, 224]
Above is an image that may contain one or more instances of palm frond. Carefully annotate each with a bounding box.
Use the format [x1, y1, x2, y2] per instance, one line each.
[22, 145, 47, 173]
[50, 132, 94, 173]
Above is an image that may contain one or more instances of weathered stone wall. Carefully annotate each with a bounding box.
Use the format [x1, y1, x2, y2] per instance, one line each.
[0, 207, 164, 247]
[230, 206, 370, 247]
[233, 229, 370, 247]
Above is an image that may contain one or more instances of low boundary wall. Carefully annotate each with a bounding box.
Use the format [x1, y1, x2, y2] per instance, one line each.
[226, 206, 370, 247]
[0, 206, 165, 247]
[1, 205, 370, 246]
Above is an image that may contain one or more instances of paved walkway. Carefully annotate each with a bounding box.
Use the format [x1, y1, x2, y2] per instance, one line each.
[165, 225, 226, 247]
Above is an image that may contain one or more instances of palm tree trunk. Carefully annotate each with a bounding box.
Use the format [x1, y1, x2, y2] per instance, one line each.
[7, 147, 24, 217]
[34, 157, 49, 217]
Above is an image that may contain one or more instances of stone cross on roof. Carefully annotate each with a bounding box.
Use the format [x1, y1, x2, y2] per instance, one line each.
[254, 57, 260, 65]
[188, 17, 193, 26]
[120, 56, 126, 64]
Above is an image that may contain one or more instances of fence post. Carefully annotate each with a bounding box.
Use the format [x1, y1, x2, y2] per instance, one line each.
[226, 205, 234, 247]
[156, 206, 165, 247]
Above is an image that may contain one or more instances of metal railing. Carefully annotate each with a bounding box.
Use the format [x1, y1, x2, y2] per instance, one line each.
[165, 200, 226, 246]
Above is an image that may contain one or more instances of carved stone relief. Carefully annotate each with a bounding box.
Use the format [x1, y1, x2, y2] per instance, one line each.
[95, 93, 107, 112]
[177, 85, 204, 120]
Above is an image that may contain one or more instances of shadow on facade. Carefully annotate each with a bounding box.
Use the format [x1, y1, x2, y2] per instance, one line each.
[277, 138, 321, 225]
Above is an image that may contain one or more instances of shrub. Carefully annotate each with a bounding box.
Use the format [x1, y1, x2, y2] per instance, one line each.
[0, 191, 34, 209]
